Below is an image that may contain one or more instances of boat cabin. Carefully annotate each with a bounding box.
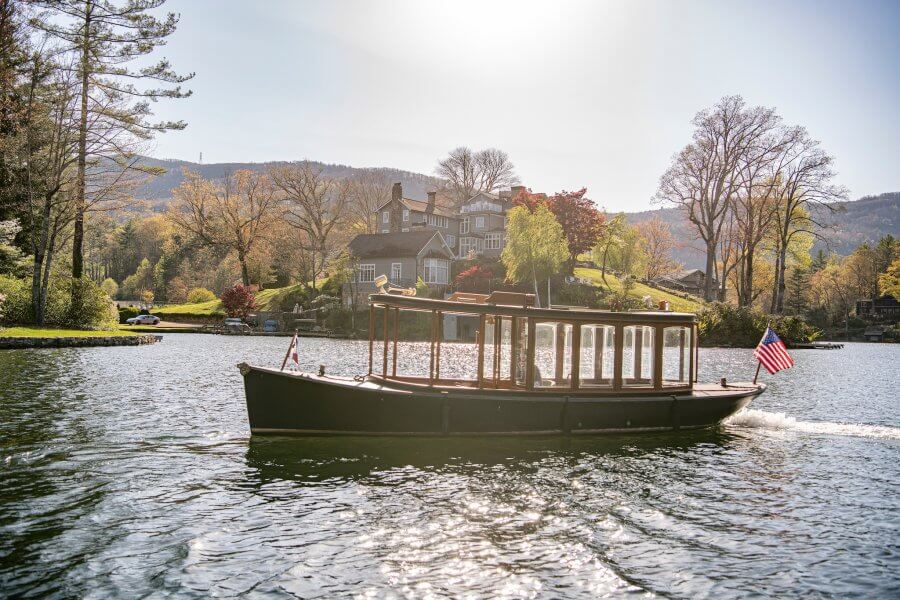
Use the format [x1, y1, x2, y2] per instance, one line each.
[366, 292, 698, 395]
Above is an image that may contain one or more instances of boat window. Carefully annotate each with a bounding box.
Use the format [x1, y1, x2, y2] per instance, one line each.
[532, 322, 573, 388]
[622, 325, 655, 387]
[662, 326, 691, 386]
[482, 316, 517, 388]
[579, 324, 615, 387]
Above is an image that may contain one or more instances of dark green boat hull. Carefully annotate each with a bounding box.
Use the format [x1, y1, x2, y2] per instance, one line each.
[240, 365, 764, 436]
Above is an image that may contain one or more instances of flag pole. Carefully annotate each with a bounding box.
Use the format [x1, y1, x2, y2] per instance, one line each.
[280, 332, 297, 371]
[753, 361, 761, 384]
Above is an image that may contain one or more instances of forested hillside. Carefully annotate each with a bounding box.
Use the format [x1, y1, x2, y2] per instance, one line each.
[133, 156, 444, 209]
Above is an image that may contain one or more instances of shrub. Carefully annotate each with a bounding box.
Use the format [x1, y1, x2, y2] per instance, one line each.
[187, 287, 216, 304]
[118, 306, 140, 324]
[0, 276, 117, 330]
[221, 284, 258, 318]
[697, 302, 820, 348]
[101, 278, 119, 299]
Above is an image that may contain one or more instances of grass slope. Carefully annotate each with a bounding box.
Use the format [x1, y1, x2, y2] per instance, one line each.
[154, 283, 309, 318]
[574, 267, 703, 313]
[0, 326, 137, 338]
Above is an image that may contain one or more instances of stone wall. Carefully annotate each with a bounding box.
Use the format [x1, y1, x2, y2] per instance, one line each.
[0, 334, 160, 349]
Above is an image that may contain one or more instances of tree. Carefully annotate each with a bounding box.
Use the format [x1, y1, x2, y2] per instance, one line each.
[436, 146, 518, 206]
[636, 217, 679, 280]
[606, 223, 647, 279]
[347, 171, 392, 234]
[270, 162, 351, 292]
[168, 170, 278, 286]
[454, 264, 493, 293]
[100, 276, 117, 298]
[591, 213, 626, 286]
[657, 96, 781, 301]
[768, 128, 845, 313]
[31, 0, 193, 281]
[501, 205, 567, 308]
[879, 258, 900, 298]
[220, 283, 257, 318]
[545, 188, 605, 272]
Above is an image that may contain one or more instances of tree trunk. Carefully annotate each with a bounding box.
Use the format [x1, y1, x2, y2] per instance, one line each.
[72, 1, 91, 281]
[704, 240, 717, 302]
[774, 245, 788, 314]
[239, 252, 250, 286]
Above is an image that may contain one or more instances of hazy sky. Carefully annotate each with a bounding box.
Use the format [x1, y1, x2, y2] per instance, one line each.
[146, 0, 900, 212]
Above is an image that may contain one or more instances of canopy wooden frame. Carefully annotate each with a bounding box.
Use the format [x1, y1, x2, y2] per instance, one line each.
[366, 294, 697, 396]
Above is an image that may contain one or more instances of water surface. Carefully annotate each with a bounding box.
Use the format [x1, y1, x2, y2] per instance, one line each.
[1, 335, 898, 597]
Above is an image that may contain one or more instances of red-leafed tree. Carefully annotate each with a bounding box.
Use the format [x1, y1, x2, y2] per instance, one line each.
[511, 188, 546, 212]
[221, 284, 258, 318]
[546, 189, 606, 272]
[454, 264, 494, 293]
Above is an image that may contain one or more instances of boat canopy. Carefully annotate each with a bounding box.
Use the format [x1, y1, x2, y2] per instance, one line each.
[367, 292, 698, 394]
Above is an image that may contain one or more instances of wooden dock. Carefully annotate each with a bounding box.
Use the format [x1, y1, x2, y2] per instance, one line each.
[791, 341, 844, 349]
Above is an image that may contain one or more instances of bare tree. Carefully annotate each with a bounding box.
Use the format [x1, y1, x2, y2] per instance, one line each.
[168, 170, 278, 286]
[637, 217, 679, 280]
[270, 162, 351, 292]
[436, 146, 519, 206]
[656, 96, 780, 301]
[768, 129, 846, 313]
[347, 170, 392, 234]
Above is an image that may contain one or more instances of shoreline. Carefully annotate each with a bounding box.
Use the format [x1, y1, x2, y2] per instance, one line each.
[0, 333, 160, 349]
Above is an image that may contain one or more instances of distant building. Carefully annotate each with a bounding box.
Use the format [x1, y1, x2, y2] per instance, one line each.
[856, 295, 900, 321]
[863, 325, 889, 342]
[375, 183, 460, 254]
[343, 230, 455, 307]
[458, 187, 531, 259]
[652, 269, 718, 298]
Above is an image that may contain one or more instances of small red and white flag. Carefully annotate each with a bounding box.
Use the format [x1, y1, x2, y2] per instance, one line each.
[754, 327, 794, 375]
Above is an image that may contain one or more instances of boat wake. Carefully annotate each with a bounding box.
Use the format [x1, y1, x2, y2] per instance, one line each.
[725, 409, 900, 440]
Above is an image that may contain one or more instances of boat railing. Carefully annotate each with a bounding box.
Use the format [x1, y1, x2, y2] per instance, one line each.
[366, 294, 698, 395]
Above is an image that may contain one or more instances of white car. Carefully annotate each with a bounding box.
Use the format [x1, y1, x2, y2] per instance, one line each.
[126, 314, 160, 325]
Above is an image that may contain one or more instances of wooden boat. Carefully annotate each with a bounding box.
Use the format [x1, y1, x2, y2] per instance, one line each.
[239, 291, 764, 436]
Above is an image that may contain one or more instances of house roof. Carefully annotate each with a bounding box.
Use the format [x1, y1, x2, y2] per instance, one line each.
[400, 198, 457, 218]
[348, 231, 449, 259]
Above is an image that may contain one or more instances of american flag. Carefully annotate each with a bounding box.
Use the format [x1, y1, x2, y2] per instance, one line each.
[754, 327, 794, 374]
[290, 334, 299, 366]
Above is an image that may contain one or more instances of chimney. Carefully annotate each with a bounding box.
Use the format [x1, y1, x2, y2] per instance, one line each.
[510, 185, 526, 198]
[427, 191, 436, 207]
[392, 182, 402, 202]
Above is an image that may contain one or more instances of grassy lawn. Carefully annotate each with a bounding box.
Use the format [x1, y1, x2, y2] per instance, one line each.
[154, 282, 313, 318]
[0, 326, 137, 338]
[574, 267, 703, 313]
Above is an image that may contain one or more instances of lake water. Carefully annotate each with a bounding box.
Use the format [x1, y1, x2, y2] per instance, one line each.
[1, 334, 898, 598]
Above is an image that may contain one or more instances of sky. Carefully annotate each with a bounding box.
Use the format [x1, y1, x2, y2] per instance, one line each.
[144, 0, 900, 212]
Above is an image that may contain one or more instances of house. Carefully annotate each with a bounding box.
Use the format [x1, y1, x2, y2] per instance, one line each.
[653, 269, 718, 297]
[863, 325, 888, 342]
[458, 188, 518, 259]
[855, 295, 900, 321]
[343, 230, 455, 307]
[375, 183, 460, 254]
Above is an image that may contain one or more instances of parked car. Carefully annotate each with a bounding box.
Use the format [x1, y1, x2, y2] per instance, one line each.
[223, 317, 252, 333]
[126, 314, 160, 325]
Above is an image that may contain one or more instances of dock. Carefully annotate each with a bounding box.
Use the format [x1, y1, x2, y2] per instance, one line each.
[791, 341, 844, 349]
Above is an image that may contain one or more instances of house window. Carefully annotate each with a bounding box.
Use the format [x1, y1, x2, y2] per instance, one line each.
[485, 232, 502, 249]
[403, 209, 409, 222]
[391, 262, 402, 282]
[475, 216, 485, 229]
[459, 237, 473, 256]
[461, 217, 469, 234]
[424, 258, 449, 284]
[426, 215, 448, 228]
[358, 264, 375, 282]
[446, 234, 456, 248]
[382, 211, 389, 224]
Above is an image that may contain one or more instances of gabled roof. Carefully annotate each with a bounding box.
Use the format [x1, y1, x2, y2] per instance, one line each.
[348, 230, 449, 259]
[373, 196, 457, 219]
[400, 198, 457, 219]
